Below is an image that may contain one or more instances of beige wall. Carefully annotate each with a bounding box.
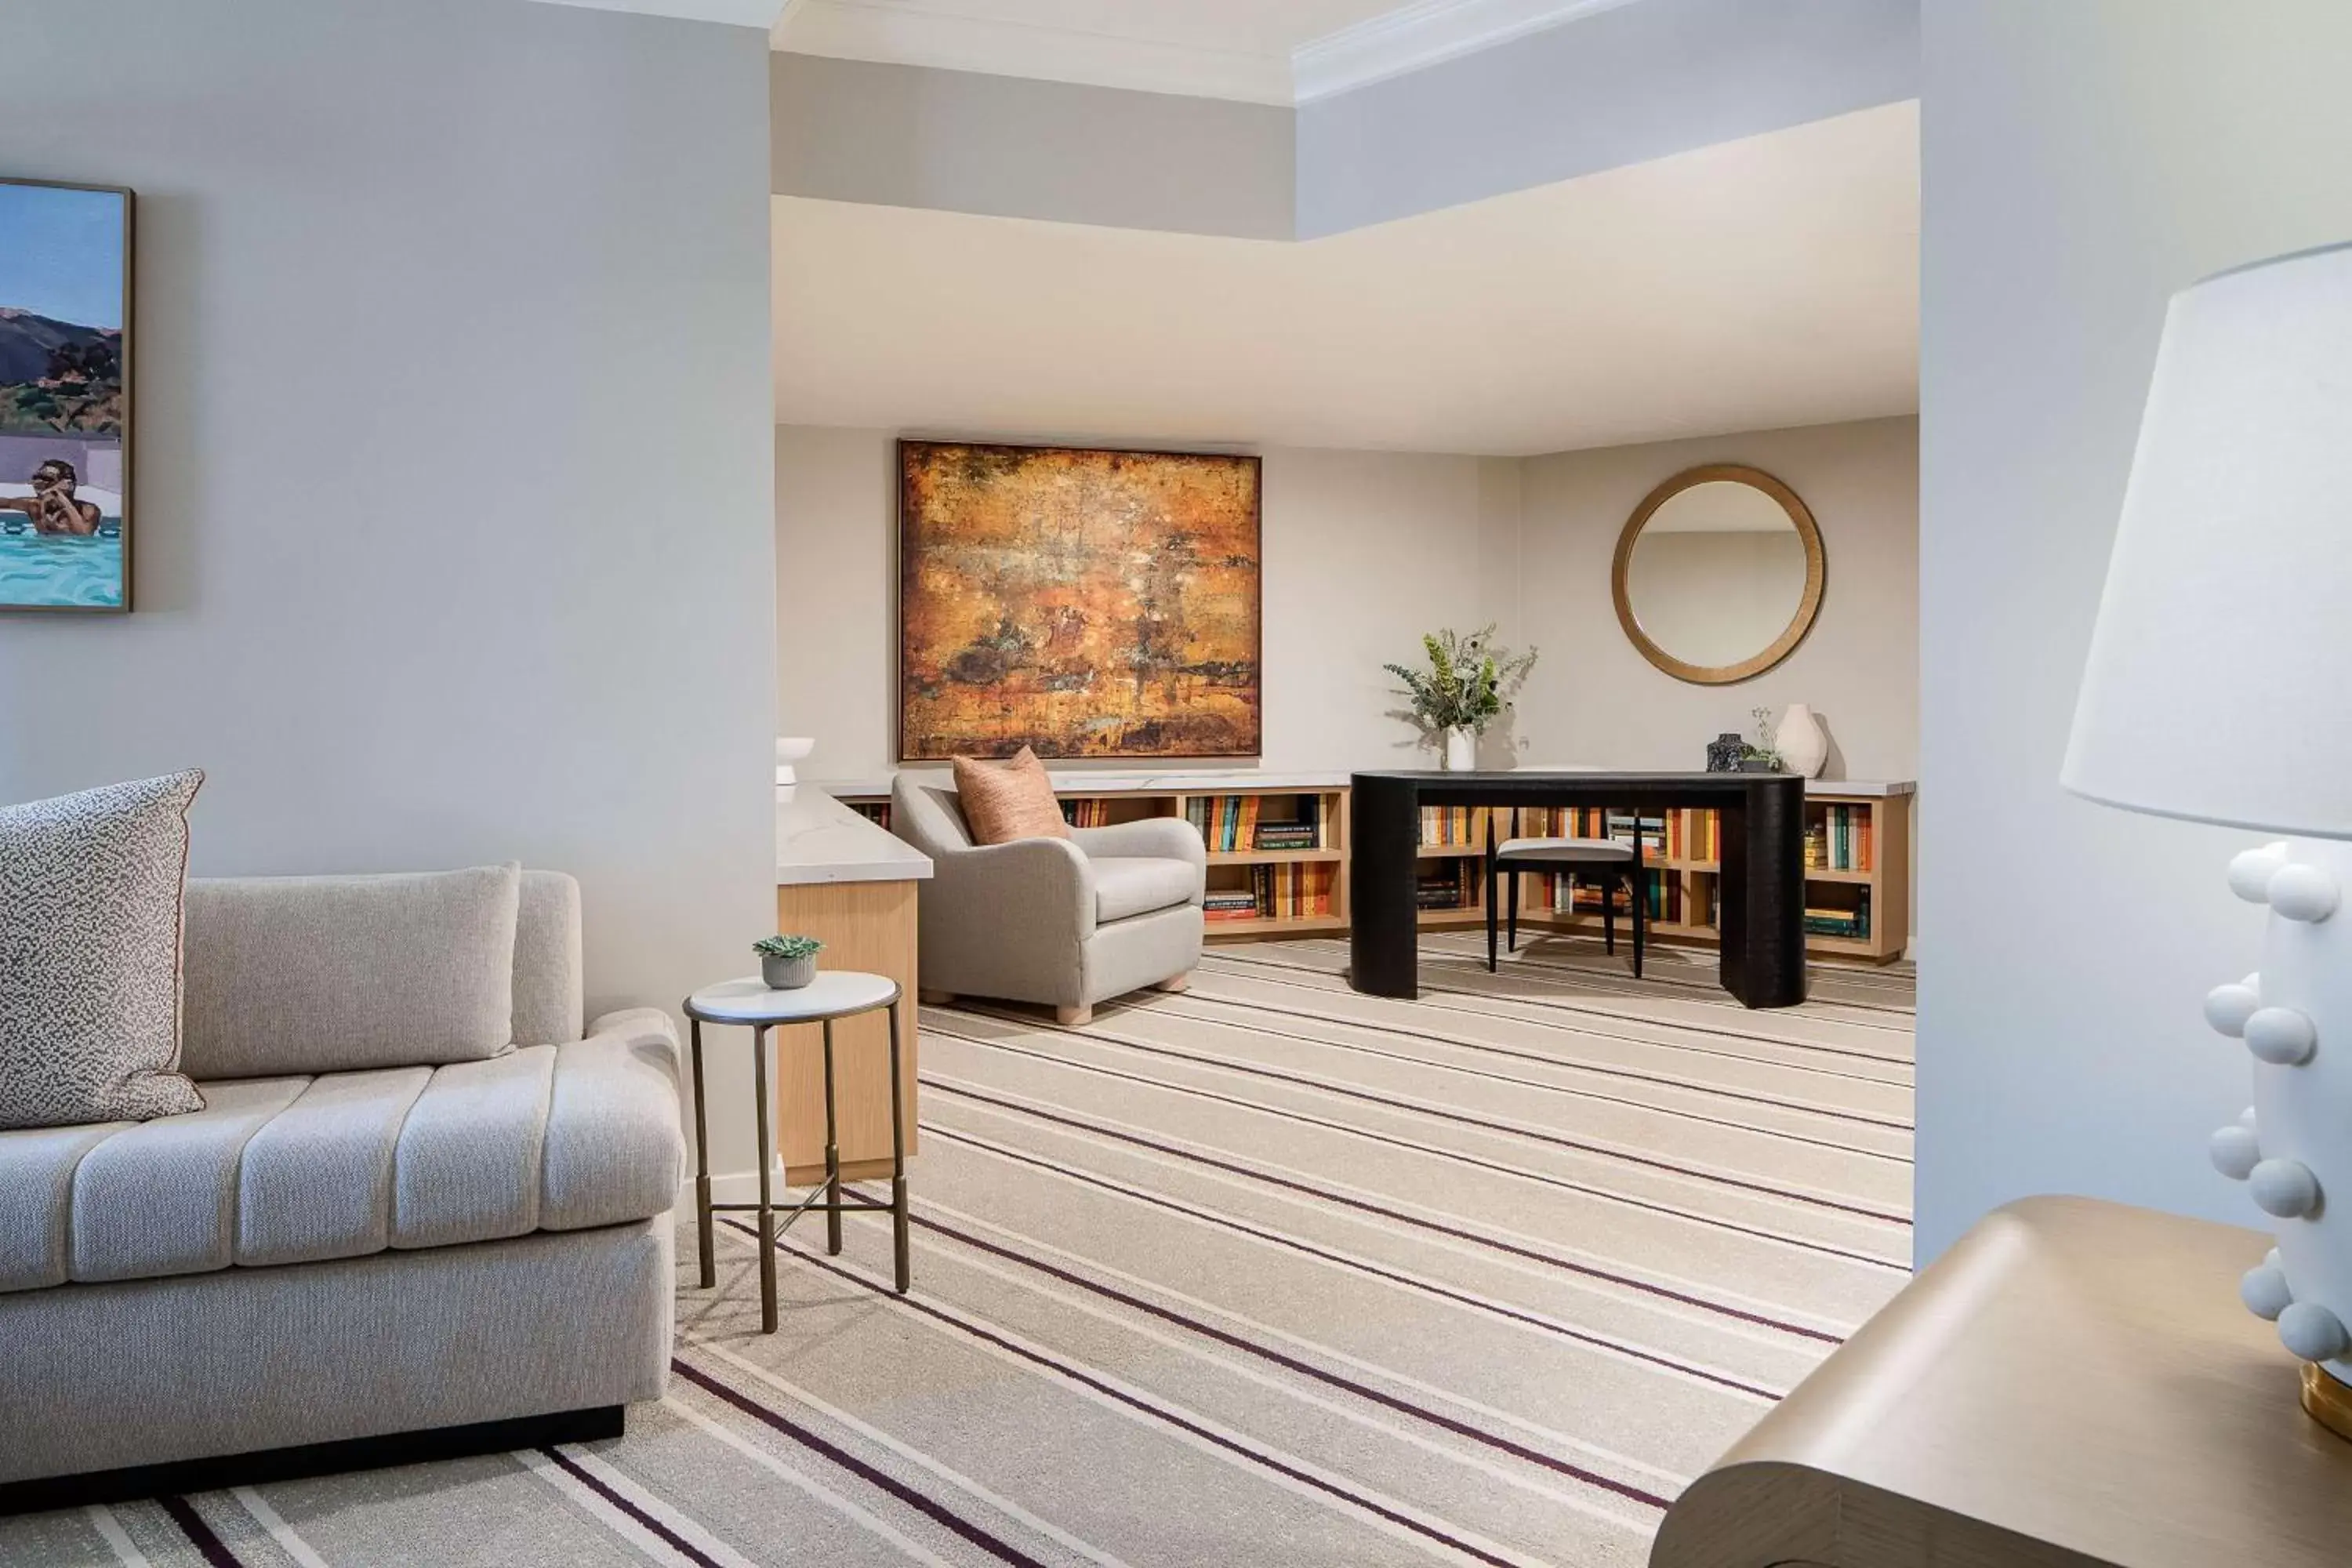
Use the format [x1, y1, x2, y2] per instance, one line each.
[775, 427, 1515, 780]
[1511, 416, 1919, 782]
[777, 416, 1915, 786]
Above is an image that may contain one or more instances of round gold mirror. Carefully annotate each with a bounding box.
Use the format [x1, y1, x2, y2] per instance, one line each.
[1610, 464, 1824, 684]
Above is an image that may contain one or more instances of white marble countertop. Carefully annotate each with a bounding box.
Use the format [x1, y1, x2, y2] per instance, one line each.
[808, 769, 1914, 799]
[777, 786, 932, 887]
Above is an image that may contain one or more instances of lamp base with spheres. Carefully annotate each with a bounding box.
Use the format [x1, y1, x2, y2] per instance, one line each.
[2209, 837, 2352, 1439]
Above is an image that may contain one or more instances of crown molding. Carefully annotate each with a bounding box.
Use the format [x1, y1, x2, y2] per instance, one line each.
[1293, 0, 1643, 103]
[771, 0, 1295, 105]
[528, 0, 786, 27]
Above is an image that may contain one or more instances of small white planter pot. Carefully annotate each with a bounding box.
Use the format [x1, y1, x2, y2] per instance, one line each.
[761, 953, 817, 990]
[1443, 729, 1478, 771]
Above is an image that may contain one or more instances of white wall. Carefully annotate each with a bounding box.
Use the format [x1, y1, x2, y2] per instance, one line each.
[1512, 417, 1918, 782]
[1917, 0, 2352, 1261]
[0, 0, 777, 1167]
[775, 427, 1512, 779]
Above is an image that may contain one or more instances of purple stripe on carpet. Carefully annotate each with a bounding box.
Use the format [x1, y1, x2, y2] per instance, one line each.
[670, 1358, 1055, 1568]
[1199, 962, 1915, 1088]
[158, 1497, 241, 1568]
[1038, 1002, 1914, 1145]
[922, 1086, 1847, 1343]
[720, 1218, 1537, 1568]
[909, 1208, 1683, 1504]
[928, 1024, 1907, 1266]
[1146, 989, 1916, 1129]
[924, 1123, 1802, 1388]
[1204, 951, 1914, 1066]
[541, 1446, 723, 1568]
[938, 1022, 1908, 1221]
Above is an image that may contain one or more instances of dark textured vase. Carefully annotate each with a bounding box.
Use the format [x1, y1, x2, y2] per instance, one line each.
[1705, 733, 1745, 772]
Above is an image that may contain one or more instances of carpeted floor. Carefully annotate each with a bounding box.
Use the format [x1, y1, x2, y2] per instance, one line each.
[5, 935, 1914, 1567]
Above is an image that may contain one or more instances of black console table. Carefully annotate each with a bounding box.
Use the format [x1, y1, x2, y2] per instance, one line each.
[1348, 771, 1808, 1009]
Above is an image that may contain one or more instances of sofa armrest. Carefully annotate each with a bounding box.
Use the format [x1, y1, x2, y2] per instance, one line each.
[585, 1007, 681, 1076]
[1073, 817, 1208, 878]
[931, 834, 1097, 942]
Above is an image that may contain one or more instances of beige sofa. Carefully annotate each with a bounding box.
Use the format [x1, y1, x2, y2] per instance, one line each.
[0, 869, 682, 1510]
[892, 775, 1205, 1025]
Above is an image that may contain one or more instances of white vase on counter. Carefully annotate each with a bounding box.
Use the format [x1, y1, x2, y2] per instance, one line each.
[775, 735, 814, 786]
[1777, 705, 1828, 779]
[1443, 729, 1477, 771]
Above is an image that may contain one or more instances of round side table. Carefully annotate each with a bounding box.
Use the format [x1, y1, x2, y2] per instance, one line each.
[683, 971, 909, 1332]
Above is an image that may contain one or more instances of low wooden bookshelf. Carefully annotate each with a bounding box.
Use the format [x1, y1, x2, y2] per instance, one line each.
[826, 776, 1911, 962]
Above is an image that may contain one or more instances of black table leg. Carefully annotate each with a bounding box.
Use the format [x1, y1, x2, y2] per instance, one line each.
[1719, 779, 1807, 1007]
[1349, 774, 1422, 999]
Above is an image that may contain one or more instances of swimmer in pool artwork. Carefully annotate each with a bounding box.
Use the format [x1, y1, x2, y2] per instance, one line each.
[0, 459, 103, 536]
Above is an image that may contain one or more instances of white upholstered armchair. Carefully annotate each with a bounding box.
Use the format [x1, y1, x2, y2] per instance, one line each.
[891, 775, 1206, 1026]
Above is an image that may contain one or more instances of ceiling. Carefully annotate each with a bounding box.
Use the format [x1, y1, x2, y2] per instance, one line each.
[770, 0, 1632, 104]
[773, 100, 1919, 456]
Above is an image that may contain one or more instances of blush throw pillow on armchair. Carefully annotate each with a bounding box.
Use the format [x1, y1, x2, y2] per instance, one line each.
[0, 771, 208, 1131]
[952, 746, 1073, 845]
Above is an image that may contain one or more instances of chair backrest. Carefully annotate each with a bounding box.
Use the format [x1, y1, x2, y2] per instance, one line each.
[891, 773, 975, 858]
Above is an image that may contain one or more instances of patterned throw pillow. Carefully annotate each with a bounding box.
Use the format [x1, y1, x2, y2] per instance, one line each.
[951, 746, 1072, 845]
[0, 771, 208, 1131]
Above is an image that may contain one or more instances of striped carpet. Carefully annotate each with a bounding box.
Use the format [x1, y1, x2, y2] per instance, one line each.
[3, 934, 1913, 1567]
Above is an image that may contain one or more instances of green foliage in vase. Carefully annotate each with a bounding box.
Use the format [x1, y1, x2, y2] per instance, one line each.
[1739, 706, 1787, 770]
[1384, 626, 1537, 739]
[753, 934, 823, 961]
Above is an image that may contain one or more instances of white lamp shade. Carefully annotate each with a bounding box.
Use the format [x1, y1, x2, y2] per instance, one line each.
[2062, 242, 2352, 837]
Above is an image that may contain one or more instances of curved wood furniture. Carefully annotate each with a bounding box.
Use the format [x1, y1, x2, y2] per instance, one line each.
[1652, 1196, 2352, 1568]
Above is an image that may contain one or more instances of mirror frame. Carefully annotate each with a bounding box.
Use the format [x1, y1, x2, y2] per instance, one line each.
[1610, 463, 1826, 685]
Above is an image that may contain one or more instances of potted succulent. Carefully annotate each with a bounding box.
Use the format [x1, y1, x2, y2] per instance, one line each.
[1385, 625, 1538, 770]
[755, 933, 822, 990]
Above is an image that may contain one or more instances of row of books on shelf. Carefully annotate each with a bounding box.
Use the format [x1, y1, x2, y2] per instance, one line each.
[1803, 889, 1871, 939]
[1061, 798, 1118, 829]
[1203, 864, 1337, 922]
[845, 800, 892, 829]
[1523, 867, 1685, 923]
[1414, 861, 1482, 910]
[1185, 794, 1327, 853]
[1417, 806, 1483, 847]
[1805, 804, 1875, 871]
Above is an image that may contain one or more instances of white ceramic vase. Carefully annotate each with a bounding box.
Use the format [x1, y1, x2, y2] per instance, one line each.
[1777, 704, 1828, 779]
[1443, 729, 1477, 771]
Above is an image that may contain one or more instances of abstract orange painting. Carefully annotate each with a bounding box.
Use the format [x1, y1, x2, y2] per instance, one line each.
[898, 441, 1261, 760]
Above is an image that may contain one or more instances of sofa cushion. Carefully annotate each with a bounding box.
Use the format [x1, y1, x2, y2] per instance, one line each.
[237, 1067, 433, 1267]
[951, 746, 1070, 845]
[180, 863, 523, 1080]
[0, 1013, 682, 1294]
[0, 771, 207, 1132]
[1093, 856, 1202, 924]
[71, 1077, 310, 1283]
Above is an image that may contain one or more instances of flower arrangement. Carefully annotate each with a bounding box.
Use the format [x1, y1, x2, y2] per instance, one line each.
[1740, 706, 1787, 771]
[1384, 626, 1538, 745]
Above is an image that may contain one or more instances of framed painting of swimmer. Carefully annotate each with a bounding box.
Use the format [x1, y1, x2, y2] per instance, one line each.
[0, 178, 132, 612]
[897, 440, 1261, 760]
